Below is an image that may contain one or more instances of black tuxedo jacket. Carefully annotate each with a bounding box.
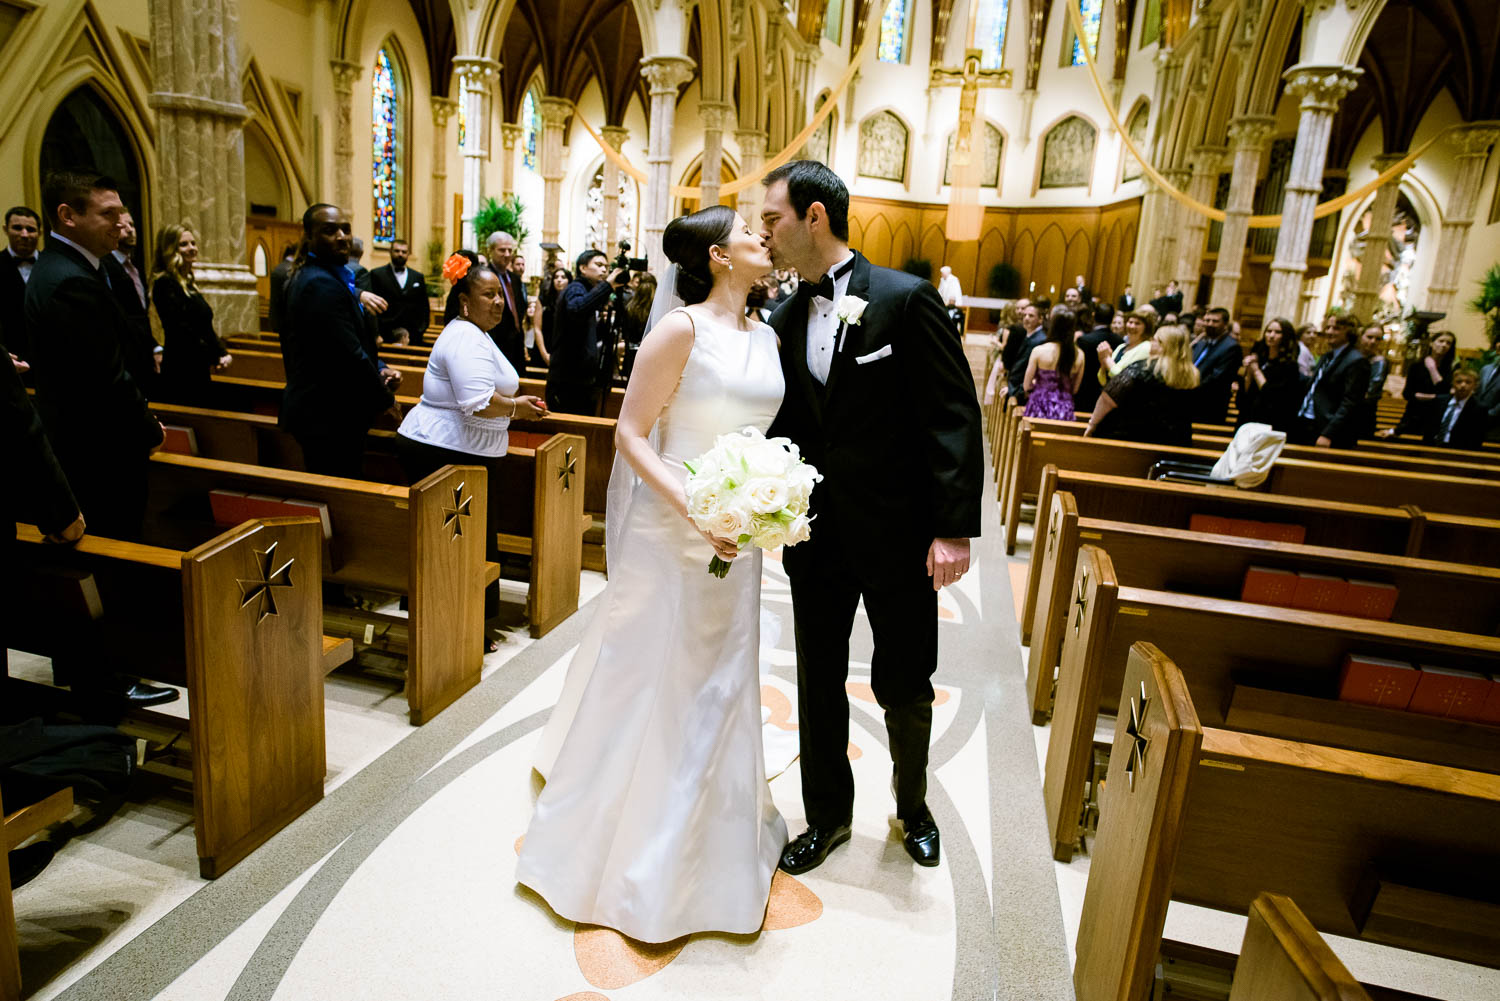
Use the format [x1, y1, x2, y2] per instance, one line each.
[1117, 293, 1135, 312]
[279, 257, 394, 437]
[1424, 394, 1489, 450]
[24, 241, 160, 461]
[487, 271, 530, 373]
[1304, 343, 1372, 448]
[0, 250, 31, 359]
[101, 253, 159, 394]
[1150, 291, 1183, 316]
[367, 263, 430, 344]
[768, 252, 983, 584]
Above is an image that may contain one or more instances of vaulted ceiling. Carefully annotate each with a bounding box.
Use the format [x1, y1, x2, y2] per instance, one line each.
[496, 0, 649, 125]
[402, 0, 456, 98]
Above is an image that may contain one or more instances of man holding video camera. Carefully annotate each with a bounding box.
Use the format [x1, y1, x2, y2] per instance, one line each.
[545, 248, 628, 415]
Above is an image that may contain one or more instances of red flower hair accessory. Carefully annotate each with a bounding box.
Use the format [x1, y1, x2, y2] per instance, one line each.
[442, 253, 473, 284]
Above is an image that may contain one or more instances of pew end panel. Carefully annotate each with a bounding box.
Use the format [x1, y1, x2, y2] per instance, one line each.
[1, 789, 17, 1001]
[181, 516, 327, 879]
[1043, 546, 1119, 860]
[1003, 423, 1032, 554]
[406, 465, 488, 725]
[1022, 465, 1062, 643]
[1026, 490, 1078, 718]
[1226, 893, 1372, 1001]
[1074, 642, 1204, 1001]
[528, 434, 586, 638]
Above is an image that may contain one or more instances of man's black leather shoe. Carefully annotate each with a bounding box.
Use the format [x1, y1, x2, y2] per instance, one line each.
[119, 682, 180, 707]
[903, 817, 940, 867]
[779, 824, 852, 874]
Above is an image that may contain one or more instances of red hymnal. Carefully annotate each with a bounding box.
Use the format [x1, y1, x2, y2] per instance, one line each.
[241, 495, 334, 539]
[1337, 654, 1418, 709]
[208, 489, 250, 527]
[1475, 678, 1500, 726]
[1291, 572, 1349, 613]
[159, 424, 199, 456]
[1408, 666, 1493, 722]
[1241, 566, 1298, 606]
[1189, 514, 1233, 535]
[1257, 522, 1306, 544]
[1340, 579, 1399, 620]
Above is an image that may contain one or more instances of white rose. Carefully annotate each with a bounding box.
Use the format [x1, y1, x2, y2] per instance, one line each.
[708, 503, 751, 541]
[785, 512, 813, 546]
[835, 296, 868, 326]
[686, 483, 720, 524]
[746, 477, 788, 515]
[752, 523, 787, 550]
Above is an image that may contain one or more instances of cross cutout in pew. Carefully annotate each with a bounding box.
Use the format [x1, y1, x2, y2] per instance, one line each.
[1047, 519, 1059, 555]
[1124, 681, 1150, 792]
[1072, 571, 1089, 636]
[237, 542, 296, 623]
[442, 483, 472, 540]
[558, 446, 578, 491]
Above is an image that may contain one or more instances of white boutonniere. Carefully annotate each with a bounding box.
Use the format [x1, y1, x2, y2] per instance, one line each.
[835, 296, 867, 326]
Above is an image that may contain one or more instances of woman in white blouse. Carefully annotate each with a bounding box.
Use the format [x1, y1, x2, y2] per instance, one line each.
[397, 259, 547, 648]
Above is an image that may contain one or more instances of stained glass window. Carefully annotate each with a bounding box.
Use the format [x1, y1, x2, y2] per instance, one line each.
[522, 89, 539, 171]
[371, 46, 399, 243]
[979, 0, 1009, 70]
[457, 78, 467, 149]
[878, 0, 907, 63]
[1070, 0, 1103, 66]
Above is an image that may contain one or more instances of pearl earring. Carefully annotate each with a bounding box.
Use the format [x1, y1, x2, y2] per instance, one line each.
[462, 303, 469, 317]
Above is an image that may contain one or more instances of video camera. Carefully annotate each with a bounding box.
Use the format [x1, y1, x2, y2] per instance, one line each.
[613, 239, 648, 275]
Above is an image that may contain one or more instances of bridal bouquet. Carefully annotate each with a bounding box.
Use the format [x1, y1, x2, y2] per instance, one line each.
[683, 427, 822, 578]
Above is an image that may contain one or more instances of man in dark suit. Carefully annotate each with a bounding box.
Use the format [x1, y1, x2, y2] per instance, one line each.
[0, 205, 40, 361]
[484, 230, 529, 372]
[279, 204, 397, 477]
[1006, 301, 1047, 404]
[1117, 285, 1135, 313]
[1074, 302, 1119, 413]
[1425, 369, 1488, 449]
[761, 161, 983, 873]
[24, 169, 175, 706]
[1150, 279, 1183, 317]
[267, 243, 296, 333]
[1291, 314, 1371, 449]
[546, 249, 625, 415]
[366, 236, 429, 345]
[102, 209, 158, 395]
[1190, 307, 1242, 424]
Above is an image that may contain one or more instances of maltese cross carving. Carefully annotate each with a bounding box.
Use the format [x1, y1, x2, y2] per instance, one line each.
[443, 483, 473, 540]
[237, 541, 295, 623]
[1125, 681, 1151, 792]
[558, 446, 578, 491]
[1071, 570, 1090, 636]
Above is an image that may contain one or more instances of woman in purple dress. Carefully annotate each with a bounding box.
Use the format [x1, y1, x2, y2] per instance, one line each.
[1022, 306, 1084, 421]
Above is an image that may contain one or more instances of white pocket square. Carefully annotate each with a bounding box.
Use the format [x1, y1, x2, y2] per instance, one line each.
[855, 344, 893, 365]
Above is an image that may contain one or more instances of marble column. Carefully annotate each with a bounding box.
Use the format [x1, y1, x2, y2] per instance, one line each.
[1155, 168, 1192, 294]
[1177, 145, 1225, 306]
[601, 125, 629, 255]
[1210, 115, 1275, 312]
[640, 55, 696, 268]
[429, 97, 458, 259]
[537, 97, 571, 248]
[453, 57, 501, 250]
[1262, 64, 1361, 322]
[698, 102, 733, 207]
[734, 128, 767, 223]
[1425, 124, 1500, 314]
[328, 60, 361, 215]
[1128, 177, 1161, 295]
[500, 124, 522, 199]
[147, 0, 258, 332]
[1349, 152, 1406, 322]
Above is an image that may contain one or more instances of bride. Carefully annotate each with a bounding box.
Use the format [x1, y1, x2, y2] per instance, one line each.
[516, 205, 789, 943]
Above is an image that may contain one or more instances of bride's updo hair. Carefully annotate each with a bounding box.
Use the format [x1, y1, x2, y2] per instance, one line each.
[662, 205, 736, 305]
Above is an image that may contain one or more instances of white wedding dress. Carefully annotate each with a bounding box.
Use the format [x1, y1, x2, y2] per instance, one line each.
[516, 308, 789, 943]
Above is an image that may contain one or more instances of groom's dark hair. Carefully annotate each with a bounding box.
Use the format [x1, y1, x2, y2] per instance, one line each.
[763, 160, 849, 241]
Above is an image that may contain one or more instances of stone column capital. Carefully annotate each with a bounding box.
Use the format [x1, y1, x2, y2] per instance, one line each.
[538, 95, 573, 126]
[500, 123, 524, 148]
[430, 96, 459, 127]
[1370, 151, 1407, 173]
[1446, 122, 1500, 157]
[734, 129, 767, 156]
[700, 101, 735, 131]
[600, 125, 631, 149]
[330, 59, 362, 94]
[640, 55, 696, 95]
[452, 56, 502, 89]
[1189, 145, 1227, 174]
[1281, 64, 1362, 113]
[1161, 168, 1192, 188]
[1226, 115, 1276, 151]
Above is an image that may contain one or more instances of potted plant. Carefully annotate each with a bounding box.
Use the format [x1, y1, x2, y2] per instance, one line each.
[473, 195, 529, 249]
[1470, 262, 1500, 366]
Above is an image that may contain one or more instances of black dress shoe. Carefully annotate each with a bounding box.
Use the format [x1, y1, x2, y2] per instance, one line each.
[779, 824, 852, 875]
[903, 817, 940, 867]
[9, 842, 56, 889]
[114, 682, 180, 707]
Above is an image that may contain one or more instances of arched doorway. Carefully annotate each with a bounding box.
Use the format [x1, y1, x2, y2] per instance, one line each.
[39, 85, 146, 226]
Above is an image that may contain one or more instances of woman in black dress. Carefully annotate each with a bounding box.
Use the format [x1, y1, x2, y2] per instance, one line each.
[1236, 315, 1306, 432]
[1084, 323, 1200, 445]
[151, 225, 231, 405]
[1388, 331, 1455, 437]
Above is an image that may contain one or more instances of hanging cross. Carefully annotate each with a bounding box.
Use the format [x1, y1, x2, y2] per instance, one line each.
[442, 483, 472, 540]
[1125, 681, 1152, 792]
[1071, 571, 1090, 636]
[236, 541, 296, 623]
[558, 446, 578, 491]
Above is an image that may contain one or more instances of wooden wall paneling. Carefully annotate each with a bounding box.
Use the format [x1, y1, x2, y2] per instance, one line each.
[1034, 223, 1068, 299]
[864, 212, 894, 267]
[1099, 222, 1122, 297]
[919, 222, 948, 280]
[975, 226, 1007, 300]
[892, 220, 915, 269]
[1064, 229, 1093, 294]
[1012, 228, 1036, 296]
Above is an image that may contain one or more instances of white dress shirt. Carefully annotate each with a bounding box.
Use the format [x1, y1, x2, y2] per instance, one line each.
[396, 319, 520, 457]
[392, 266, 408, 288]
[805, 250, 855, 385]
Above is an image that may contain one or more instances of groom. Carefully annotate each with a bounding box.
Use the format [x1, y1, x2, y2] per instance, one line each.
[762, 161, 983, 872]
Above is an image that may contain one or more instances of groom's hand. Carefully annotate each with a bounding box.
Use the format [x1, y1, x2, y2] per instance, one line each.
[927, 538, 970, 590]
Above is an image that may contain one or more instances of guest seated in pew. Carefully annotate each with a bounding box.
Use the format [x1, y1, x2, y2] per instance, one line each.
[1425, 368, 1488, 449]
[1096, 307, 1154, 385]
[1291, 313, 1369, 449]
[396, 257, 548, 650]
[1236, 315, 1306, 432]
[279, 203, 399, 478]
[1384, 330, 1455, 439]
[1084, 323, 1198, 445]
[150, 224, 232, 406]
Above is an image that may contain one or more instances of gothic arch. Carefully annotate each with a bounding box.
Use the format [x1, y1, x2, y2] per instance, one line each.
[1119, 96, 1150, 184]
[28, 73, 152, 229]
[370, 36, 413, 244]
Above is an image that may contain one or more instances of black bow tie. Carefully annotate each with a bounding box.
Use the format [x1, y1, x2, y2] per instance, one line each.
[804, 258, 855, 301]
[13, 255, 34, 263]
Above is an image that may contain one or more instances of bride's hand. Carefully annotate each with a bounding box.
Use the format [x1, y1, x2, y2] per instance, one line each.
[695, 525, 739, 562]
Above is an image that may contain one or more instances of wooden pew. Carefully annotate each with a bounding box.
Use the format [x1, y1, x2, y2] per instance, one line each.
[1002, 430, 1500, 553]
[139, 456, 504, 722]
[1074, 642, 1500, 995]
[1044, 547, 1500, 863]
[1225, 894, 1373, 1001]
[3, 787, 73, 1001]
[9, 517, 333, 878]
[1024, 489, 1500, 720]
